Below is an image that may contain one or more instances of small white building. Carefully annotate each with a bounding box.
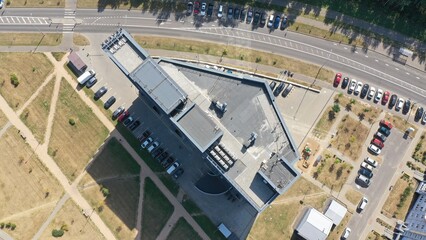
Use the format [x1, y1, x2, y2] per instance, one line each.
[325, 200, 347, 226]
[295, 208, 333, 240]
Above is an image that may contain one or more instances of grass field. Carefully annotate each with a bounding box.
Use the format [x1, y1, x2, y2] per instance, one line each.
[48, 79, 109, 181]
[331, 115, 369, 161]
[327, 212, 351, 240]
[141, 177, 174, 240]
[0, 52, 54, 110]
[334, 94, 382, 124]
[73, 33, 90, 46]
[39, 199, 105, 240]
[345, 187, 363, 206]
[6, 0, 65, 7]
[412, 132, 426, 165]
[167, 217, 202, 240]
[312, 149, 353, 190]
[52, 52, 66, 62]
[0, 33, 62, 46]
[249, 194, 328, 239]
[20, 77, 55, 143]
[382, 174, 418, 220]
[0, 127, 63, 238]
[0, 109, 7, 129]
[276, 177, 323, 201]
[77, 0, 186, 11]
[134, 36, 334, 82]
[312, 106, 340, 139]
[366, 230, 388, 240]
[384, 113, 418, 138]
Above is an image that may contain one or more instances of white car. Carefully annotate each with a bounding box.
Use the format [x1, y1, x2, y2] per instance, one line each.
[368, 144, 381, 155]
[364, 157, 378, 168]
[217, 4, 223, 18]
[0, 0, 4, 9]
[341, 227, 351, 239]
[374, 89, 383, 102]
[395, 98, 404, 111]
[147, 141, 159, 153]
[361, 161, 374, 171]
[354, 81, 363, 95]
[200, 2, 206, 16]
[348, 79, 357, 93]
[358, 197, 368, 211]
[141, 137, 153, 148]
[423, 111, 426, 124]
[367, 87, 376, 99]
[267, 14, 274, 28]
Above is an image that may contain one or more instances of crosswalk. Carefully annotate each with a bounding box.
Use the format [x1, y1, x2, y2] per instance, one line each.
[0, 16, 50, 25]
[64, 9, 76, 19]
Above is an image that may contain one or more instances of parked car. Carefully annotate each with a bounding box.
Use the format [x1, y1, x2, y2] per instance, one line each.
[138, 130, 151, 143]
[267, 14, 274, 28]
[141, 137, 153, 148]
[273, 15, 281, 29]
[259, 13, 267, 27]
[375, 131, 387, 142]
[129, 120, 140, 131]
[423, 111, 426, 124]
[402, 99, 411, 114]
[360, 83, 369, 98]
[157, 151, 169, 162]
[104, 96, 116, 109]
[123, 116, 134, 126]
[354, 81, 363, 95]
[415, 107, 424, 121]
[147, 141, 159, 153]
[166, 161, 181, 174]
[227, 7, 233, 19]
[380, 120, 393, 129]
[269, 81, 277, 91]
[253, 12, 260, 25]
[341, 77, 349, 89]
[86, 77, 97, 88]
[341, 227, 351, 239]
[173, 168, 185, 179]
[364, 157, 378, 167]
[395, 97, 404, 111]
[389, 94, 398, 108]
[273, 82, 285, 96]
[217, 4, 223, 18]
[0, 0, 4, 9]
[348, 79, 357, 93]
[233, 8, 240, 19]
[193, 1, 200, 15]
[361, 162, 374, 171]
[371, 138, 384, 149]
[112, 106, 125, 120]
[374, 89, 383, 102]
[359, 168, 373, 179]
[186, 2, 193, 15]
[117, 110, 129, 122]
[151, 147, 164, 158]
[281, 84, 293, 97]
[246, 9, 253, 23]
[357, 175, 371, 187]
[382, 91, 390, 105]
[368, 144, 381, 155]
[367, 87, 376, 100]
[162, 156, 176, 168]
[357, 197, 368, 212]
[280, 15, 288, 30]
[207, 3, 213, 17]
[239, 8, 246, 22]
[379, 126, 391, 136]
[200, 2, 206, 16]
[94, 86, 108, 100]
[333, 73, 342, 87]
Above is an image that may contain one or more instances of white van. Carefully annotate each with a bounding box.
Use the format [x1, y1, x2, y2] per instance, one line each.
[357, 174, 371, 186]
[77, 69, 96, 85]
[166, 161, 180, 174]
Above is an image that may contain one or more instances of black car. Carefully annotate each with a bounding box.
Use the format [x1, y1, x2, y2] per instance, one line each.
[246, 9, 253, 23]
[123, 116, 134, 126]
[173, 168, 184, 179]
[281, 84, 293, 97]
[157, 151, 170, 162]
[94, 86, 107, 100]
[341, 77, 349, 89]
[402, 99, 411, 114]
[227, 7, 233, 19]
[186, 2, 193, 15]
[273, 82, 285, 96]
[280, 15, 288, 30]
[162, 156, 176, 168]
[152, 147, 164, 158]
[129, 120, 141, 131]
[360, 84, 369, 98]
[359, 168, 373, 179]
[415, 107, 424, 121]
[269, 81, 277, 91]
[112, 106, 125, 120]
[138, 130, 151, 142]
[104, 96, 116, 109]
[207, 3, 213, 17]
[253, 12, 260, 25]
[86, 77, 97, 88]
[389, 94, 398, 108]
[234, 8, 240, 19]
[239, 9, 246, 22]
[259, 13, 267, 27]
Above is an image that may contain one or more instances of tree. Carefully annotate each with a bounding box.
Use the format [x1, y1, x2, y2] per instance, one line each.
[328, 111, 336, 121]
[345, 103, 352, 111]
[101, 187, 110, 197]
[332, 103, 340, 113]
[52, 229, 64, 237]
[10, 74, 19, 87]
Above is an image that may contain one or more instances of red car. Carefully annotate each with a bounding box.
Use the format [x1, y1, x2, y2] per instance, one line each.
[382, 91, 390, 105]
[117, 110, 129, 122]
[380, 120, 393, 129]
[333, 73, 342, 87]
[193, 1, 200, 15]
[371, 138, 384, 149]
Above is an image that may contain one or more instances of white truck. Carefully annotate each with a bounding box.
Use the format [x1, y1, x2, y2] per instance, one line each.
[77, 69, 96, 85]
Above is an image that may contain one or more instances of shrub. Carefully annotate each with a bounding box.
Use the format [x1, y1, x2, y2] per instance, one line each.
[101, 187, 110, 197]
[332, 103, 340, 113]
[52, 229, 64, 237]
[0, 223, 4, 228]
[68, 118, 75, 126]
[255, 57, 262, 63]
[5, 223, 11, 228]
[10, 74, 19, 87]
[10, 223, 16, 230]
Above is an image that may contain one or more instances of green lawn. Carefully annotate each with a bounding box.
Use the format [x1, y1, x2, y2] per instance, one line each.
[141, 177, 174, 240]
[167, 217, 202, 240]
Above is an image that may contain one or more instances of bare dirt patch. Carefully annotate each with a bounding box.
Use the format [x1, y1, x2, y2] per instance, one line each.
[276, 177, 323, 201]
[312, 149, 353, 191]
[382, 174, 418, 220]
[73, 33, 90, 46]
[327, 212, 351, 240]
[334, 94, 382, 124]
[40, 199, 105, 240]
[0, 53, 54, 110]
[331, 115, 369, 161]
[20, 77, 55, 143]
[0, 109, 7, 129]
[366, 230, 388, 239]
[48, 79, 109, 181]
[384, 113, 418, 137]
[345, 187, 364, 206]
[312, 106, 340, 139]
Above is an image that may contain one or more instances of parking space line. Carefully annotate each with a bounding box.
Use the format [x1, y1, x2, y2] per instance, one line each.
[0, 18, 3, 23]
[5, 17, 9, 23]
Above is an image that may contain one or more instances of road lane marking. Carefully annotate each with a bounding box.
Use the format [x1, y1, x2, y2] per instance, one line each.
[375, 59, 379, 62]
[406, 72, 410, 75]
[395, 68, 399, 70]
[385, 64, 389, 66]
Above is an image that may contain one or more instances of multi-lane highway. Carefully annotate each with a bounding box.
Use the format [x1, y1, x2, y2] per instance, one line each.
[1, 8, 425, 105]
